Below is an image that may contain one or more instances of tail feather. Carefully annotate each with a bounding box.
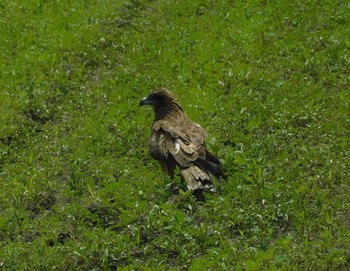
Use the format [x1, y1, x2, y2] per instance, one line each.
[179, 151, 225, 201]
[195, 151, 227, 179]
[180, 166, 215, 192]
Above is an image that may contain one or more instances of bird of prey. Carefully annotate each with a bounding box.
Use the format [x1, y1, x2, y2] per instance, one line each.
[139, 88, 226, 200]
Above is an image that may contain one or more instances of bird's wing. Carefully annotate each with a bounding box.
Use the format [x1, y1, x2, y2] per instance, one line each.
[151, 119, 207, 168]
[153, 119, 207, 144]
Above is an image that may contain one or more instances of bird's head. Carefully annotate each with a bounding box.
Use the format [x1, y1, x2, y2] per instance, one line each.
[139, 88, 177, 108]
[139, 88, 185, 120]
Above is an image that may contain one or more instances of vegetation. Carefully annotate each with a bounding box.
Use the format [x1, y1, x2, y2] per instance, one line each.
[0, 0, 349, 270]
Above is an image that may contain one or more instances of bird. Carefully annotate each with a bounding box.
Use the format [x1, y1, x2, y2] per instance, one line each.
[139, 88, 226, 201]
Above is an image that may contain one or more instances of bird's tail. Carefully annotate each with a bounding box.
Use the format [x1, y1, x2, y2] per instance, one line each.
[180, 151, 226, 201]
[180, 166, 216, 192]
[195, 151, 227, 179]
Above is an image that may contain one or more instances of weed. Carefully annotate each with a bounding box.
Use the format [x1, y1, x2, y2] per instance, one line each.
[0, 0, 349, 270]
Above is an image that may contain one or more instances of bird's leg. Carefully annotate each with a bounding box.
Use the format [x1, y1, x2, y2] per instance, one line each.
[158, 161, 179, 195]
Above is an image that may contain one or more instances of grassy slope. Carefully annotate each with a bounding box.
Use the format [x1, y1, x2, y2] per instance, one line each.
[0, 0, 349, 270]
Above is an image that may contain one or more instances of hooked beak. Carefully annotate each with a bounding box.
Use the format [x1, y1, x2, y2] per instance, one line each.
[139, 97, 153, 106]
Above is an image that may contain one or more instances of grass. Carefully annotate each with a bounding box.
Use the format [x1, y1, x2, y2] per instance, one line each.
[0, 0, 349, 270]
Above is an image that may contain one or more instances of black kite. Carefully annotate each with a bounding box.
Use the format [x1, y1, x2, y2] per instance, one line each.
[139, 88, 226, 200]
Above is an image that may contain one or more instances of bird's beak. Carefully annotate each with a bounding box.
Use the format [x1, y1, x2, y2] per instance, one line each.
[139, 97, 153, 106]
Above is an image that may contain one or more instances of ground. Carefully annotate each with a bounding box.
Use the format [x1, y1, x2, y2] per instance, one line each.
[0, 0, 349, 270]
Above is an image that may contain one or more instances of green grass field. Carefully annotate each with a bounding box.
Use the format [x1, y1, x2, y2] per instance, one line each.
[0, 0, 349, 270]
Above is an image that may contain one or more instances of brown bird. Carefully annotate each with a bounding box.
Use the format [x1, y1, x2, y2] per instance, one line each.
[139, 88, 226, 201]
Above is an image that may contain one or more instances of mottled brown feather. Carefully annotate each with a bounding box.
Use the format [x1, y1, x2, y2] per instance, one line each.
[140, 88, 226, 196]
